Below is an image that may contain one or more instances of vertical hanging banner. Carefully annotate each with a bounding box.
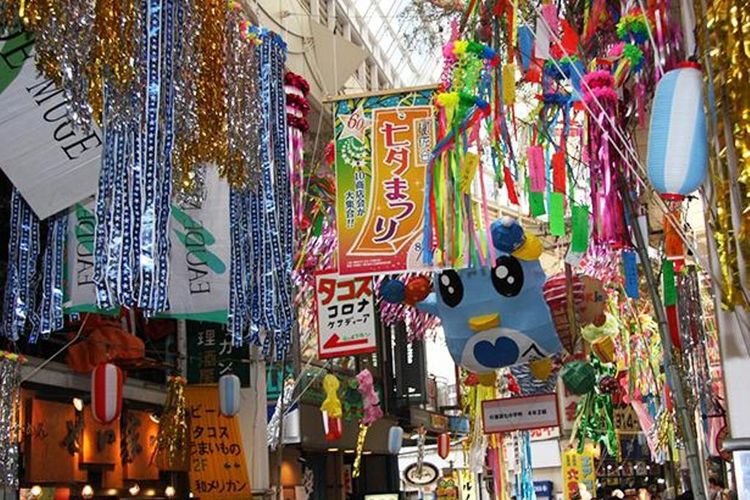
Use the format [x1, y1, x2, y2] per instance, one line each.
[562, 448, 597, 500]
[184, 386, 250, 500]
[315, 271, 377, 358]
[334, 88, 436, 275]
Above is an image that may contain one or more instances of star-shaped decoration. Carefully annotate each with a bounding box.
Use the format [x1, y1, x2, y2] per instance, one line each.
[338, 106, 371, 143]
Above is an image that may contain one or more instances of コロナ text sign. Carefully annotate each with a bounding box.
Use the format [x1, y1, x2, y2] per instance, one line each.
[335, 89, 435, 275]
[482, 393, 560, 434]
[316, 271, 377, 358]
[185, 386, 250, 500]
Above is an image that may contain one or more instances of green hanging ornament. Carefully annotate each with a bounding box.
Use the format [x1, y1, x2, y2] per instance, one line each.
[562, 361, 596, 395]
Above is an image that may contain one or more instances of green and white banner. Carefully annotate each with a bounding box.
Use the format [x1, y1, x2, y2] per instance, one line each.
[0, 30, 101, 219]
[65, 168, 230, 322]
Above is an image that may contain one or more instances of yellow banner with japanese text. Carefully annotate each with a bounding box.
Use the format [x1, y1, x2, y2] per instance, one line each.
[562, 447, 596, 500]
[185, 386, 250, 499]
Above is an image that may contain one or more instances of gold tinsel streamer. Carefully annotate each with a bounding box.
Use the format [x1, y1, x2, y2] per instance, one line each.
[352, 423, 369, 478]
[153, 376, 190, 471]
[173, 0, 229, 194]
[21, 0, 59, 81]
[88, 0, 139, 124]
[695, 0, 750, 308]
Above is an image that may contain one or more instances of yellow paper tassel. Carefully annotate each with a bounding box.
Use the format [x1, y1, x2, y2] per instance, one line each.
[153, 376, 190, 471]
[502, 64, 516, 105]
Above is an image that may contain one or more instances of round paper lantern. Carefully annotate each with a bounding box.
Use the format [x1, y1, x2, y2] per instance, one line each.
[404, 276, 431, 305]
[437, 432, 451, 459]
[647, 62, 707, 197]
[561, 361, 596, 396]
[219, 373, 241, 417]
[387, 426, 404, 455]
[91, 362, 123, 424]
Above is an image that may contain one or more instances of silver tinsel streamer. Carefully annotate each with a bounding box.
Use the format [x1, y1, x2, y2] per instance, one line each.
[57, 0, 96, 130]
[0, 355, 22, 490]
[267, 377, 294, 450]
[225, 7, 262, 188]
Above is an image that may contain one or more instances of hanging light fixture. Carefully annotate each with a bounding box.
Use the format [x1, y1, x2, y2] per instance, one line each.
[81, 484, 94, 499]
[165, 485, 176, 498]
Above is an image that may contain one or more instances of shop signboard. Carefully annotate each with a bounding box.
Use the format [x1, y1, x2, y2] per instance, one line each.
[562, 448, 597, 500]
[534, 481, 554, 499]
[334, 88, 435, 275]
[184, 386, 251, 500]
[315, 271, 377, 358]
[482, 394, 559, 434]
[410, 408, 449, 434]
[186, 321, 250, 386]
[123, 410, 160, 481]
[613, 404, 640, 434]
[529, 426, 561, 441]
[26, 398, 86, 483]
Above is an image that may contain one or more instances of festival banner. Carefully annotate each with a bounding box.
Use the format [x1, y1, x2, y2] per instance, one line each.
[0, 30, 101, 219]
[64, 168, 230, 322]
[184, 385, 250, 500]
[562, 448, 597, 500]
[334, 88, 435, 275]
[315, 271, 377, 358]
[482, 393, 560, 434]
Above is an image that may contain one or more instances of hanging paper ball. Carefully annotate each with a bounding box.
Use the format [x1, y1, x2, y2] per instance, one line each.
[647, 63, 708, 197]
[380, 279, 406, 304]
[404, 276, 431, 305]
[91, 362, 123, 424]
[561, 361, 596, 395]
[219, 373, 241, 417]
[598, 375, 619, 394]
[491, 216, 526, 253]
[388, 426, 404, 455]
[437, 432, 451, 459]
[528, 358, 554, 381]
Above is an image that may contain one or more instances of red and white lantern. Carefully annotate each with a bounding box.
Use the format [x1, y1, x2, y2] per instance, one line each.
[437, 432, 451, 459]
[91, 362, 123, 424]
[322, 411, 343, 441]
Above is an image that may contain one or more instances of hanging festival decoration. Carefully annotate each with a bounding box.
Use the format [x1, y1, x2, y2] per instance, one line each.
[228, 30, 294, 354]
[268, 377, 295, 450]
[321, 374, 343, 442]
[353, 369, 382, 478]
[91, 362, 123, 424]
[154, 376, 190, 471]
[437, 432, 451, 459]
[388, 426, 404, 455]
[561, 361, 596, 396]
[1, 188, 40, 340]
[218, 373, 241, 417]
[0, 352, 23, 491]
[413, 218, 562, 373]
[647, 63, 708, 197]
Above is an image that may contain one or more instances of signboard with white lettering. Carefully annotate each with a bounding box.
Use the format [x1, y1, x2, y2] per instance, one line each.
[482, 393, 560, 434]
[0, 30, 102, 219]
[315, 271, 377, 358]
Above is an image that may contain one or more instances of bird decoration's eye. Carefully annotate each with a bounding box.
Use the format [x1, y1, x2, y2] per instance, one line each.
[491, 256, 524, 297]
[438, 270, 464, 308]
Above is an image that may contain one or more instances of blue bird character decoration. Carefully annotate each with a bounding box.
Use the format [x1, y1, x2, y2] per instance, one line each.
[383, 217, 562, 374]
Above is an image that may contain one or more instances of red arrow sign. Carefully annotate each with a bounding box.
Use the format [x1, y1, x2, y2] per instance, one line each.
[323, 334, 370, 350]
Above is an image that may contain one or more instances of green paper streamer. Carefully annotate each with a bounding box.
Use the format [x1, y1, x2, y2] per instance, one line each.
[663, 259, 677, 306]
[549, 192, 565, 236]
[529, 191, 546, 217]
[571, 204, 590, 253]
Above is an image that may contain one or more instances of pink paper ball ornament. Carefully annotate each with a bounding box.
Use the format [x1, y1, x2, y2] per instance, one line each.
[91, 362, 123, 424]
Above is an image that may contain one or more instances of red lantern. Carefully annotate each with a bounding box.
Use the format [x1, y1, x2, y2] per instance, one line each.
[323, 412, 343, 441]
[91, 363, 123, 424]
[437, 432, 451, 459]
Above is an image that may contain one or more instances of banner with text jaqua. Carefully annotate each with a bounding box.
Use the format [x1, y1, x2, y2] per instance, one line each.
[334, 88, 435, 275]
[65, 167, 230, 322]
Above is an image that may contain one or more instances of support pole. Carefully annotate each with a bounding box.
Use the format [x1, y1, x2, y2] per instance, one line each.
[619, 181, 706, 500]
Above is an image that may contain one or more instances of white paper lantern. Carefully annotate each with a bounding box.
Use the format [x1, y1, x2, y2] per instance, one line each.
[387, 426, 404, 455]
[219, 373, 241, 417]
[647, 62, 708, 197]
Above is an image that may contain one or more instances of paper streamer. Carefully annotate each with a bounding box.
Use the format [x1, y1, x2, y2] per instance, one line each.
[528, 145, 546, 192]
[662, 260, 676, 306]
[571, 204, 590, 253]
[552, 149, 566, 193]
[622, 250, 640, 298]
[530, 191, 546, 217]
[549, 192, 565, 236]
[518, 26, 534, 71]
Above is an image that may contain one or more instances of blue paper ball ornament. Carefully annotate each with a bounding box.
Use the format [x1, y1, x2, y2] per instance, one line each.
[491, 217, 525, 253]
[380, 279, 406, 304]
